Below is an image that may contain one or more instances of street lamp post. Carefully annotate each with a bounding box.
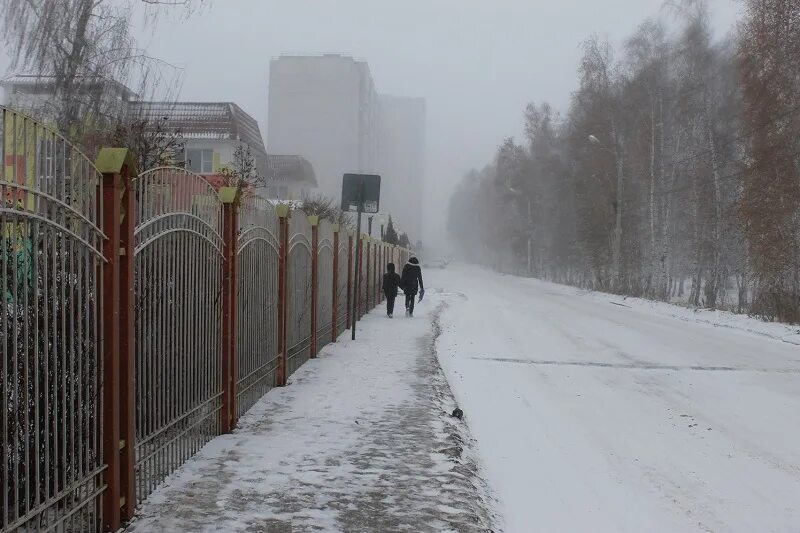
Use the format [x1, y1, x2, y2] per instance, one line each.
[367, 215, 374, 237]
[589, 133, 624, 287]
[379, 216, 385, 241]
[507, 184, 532, 276]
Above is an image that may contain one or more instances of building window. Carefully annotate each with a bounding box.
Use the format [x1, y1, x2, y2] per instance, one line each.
[185, 148, 213, 174]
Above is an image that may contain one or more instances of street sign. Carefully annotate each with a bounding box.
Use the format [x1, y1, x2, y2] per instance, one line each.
[341, 173, 381, 213]
[341, 173, 381, 341]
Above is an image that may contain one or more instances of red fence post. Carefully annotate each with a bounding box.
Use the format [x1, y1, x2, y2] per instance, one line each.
[374, 243, 379, 306]
[346, 231, 353, 330]
[332, 224, 340, 339]
[117, 157, 136, 522]
[361, 236, 370, 317]
[309, 216, 319, 358]
[96, 148, 133, 531]
[276, 205, 290, 386]
[219, 187, 238, 433]
[231, 205, 239, 421]
[368, 238, 372, 311]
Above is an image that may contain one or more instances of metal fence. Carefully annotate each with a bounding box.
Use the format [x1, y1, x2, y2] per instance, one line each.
[132, 167, 224, 505]
[286, 213, 312, 378]
[1, 107, 106, 532]
[236, 197, 279, 417]
[316, 222, 334, 347]
[336, 231, 350, 336]
[1, 105, 412, 533]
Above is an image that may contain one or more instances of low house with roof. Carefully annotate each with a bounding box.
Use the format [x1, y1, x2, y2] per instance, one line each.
[131, 101, 268, 176]
[131, 101, 317, 201]
[264, 154, 317, 201]
[1, 74, 138, 124]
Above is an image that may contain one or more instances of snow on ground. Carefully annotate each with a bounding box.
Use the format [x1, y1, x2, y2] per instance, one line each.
[125, 297, 495, 533]
[431, 263, 800, 533]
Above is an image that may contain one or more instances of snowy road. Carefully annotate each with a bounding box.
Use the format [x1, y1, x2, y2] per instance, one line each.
[432, 264, 800, 533]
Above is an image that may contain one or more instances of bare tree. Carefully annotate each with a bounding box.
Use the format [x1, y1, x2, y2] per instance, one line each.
[738, 0, 800, 321]
[1, 0, 191, 144]
[446, 0, 800, 322]
[110, 115, 185, 171]
[218, 144, 264, 204]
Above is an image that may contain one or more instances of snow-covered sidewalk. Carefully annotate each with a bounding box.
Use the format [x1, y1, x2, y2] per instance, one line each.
[126, 298, 495, 532]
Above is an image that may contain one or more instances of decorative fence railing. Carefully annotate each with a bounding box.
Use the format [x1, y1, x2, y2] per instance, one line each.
[1, 107, 410, 533]
[1, 107, 107, 533]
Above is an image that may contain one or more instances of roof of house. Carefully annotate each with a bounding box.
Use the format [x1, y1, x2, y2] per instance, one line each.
[130, 101, 267, 155]
[266, 154, 317, 186]
[1, 74, 139, 98]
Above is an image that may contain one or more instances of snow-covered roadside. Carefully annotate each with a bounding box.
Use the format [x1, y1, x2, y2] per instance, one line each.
[430, 263, 800, 533]
[507, 271, 800, 346]
[125, 296, 495, 532]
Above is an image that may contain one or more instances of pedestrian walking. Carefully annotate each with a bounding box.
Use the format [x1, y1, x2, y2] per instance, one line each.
[382, 262, 402, 317]
[400, 256, 424, 317]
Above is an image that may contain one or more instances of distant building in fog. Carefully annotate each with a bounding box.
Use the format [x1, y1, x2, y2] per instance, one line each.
[379, 94, 426, 241]
[267, 54, 380, 201]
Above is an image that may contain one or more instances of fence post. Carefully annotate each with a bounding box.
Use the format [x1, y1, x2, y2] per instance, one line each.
[117, 155, 137, 521]
[219, 187, 238, 433]
[231, 202, 239, 420]
[357, 235, 369, 320]
[374, 243, 379, 307]
[96, 148, 136, 531]
[368, 238, 373, 310]
[309, 215, 319, 358]
[276, 205, 290, 386]
[346, 230, 353, 330]
[332, 224, 340, 340]
[379, 244, 384, 304]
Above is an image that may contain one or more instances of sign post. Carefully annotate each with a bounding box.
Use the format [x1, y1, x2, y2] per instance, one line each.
[341, 173, 381, 340]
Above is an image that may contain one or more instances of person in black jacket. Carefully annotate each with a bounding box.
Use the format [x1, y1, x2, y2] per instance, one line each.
[382, 263, 401, 317]
[400, 257, 424, 317]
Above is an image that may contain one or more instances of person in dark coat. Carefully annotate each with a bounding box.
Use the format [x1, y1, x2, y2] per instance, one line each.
[400, 256, 424, 317]
[382, 263, 401, 317]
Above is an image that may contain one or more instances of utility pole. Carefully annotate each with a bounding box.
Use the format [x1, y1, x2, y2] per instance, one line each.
[526, 197, 532, 276]
[589, 133, 624, 287]
[352, 182, 365, 341]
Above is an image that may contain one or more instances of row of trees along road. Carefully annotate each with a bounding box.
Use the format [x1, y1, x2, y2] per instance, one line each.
[447, 0, 800, 323]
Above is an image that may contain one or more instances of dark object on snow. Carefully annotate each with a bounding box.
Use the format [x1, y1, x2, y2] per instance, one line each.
[402, 257, 424, 316]
[383, 263, 401, 297]
[450, 407, 463, 419]
[383, 263, 402, 317]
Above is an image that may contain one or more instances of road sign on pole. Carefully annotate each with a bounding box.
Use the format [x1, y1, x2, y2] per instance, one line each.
[342, 173, 381, 213]
[342, 174, 381, 340]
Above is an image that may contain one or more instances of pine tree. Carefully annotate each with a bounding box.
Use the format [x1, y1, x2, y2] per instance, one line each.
[399, 232, 410, 248]
[384, 215, 399, 244]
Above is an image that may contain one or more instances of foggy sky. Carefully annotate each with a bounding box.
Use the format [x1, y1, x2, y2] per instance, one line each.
[0, 0, 740, 249]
